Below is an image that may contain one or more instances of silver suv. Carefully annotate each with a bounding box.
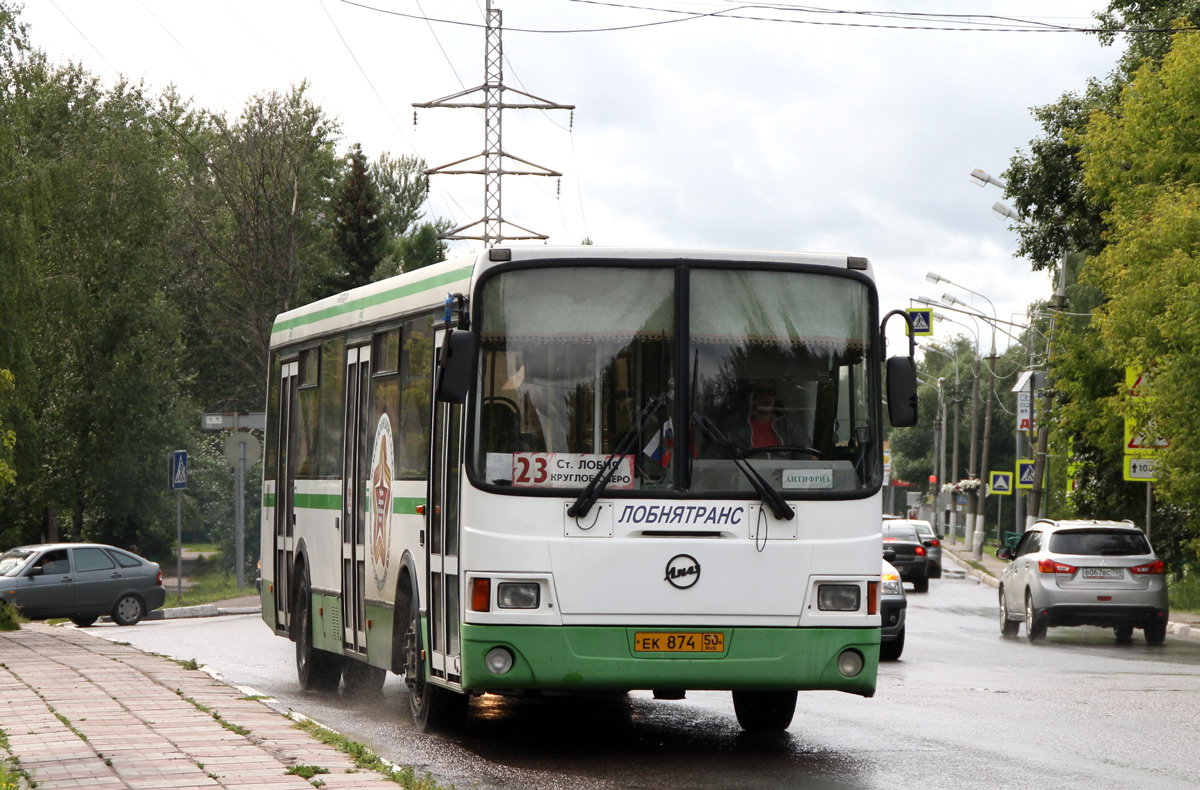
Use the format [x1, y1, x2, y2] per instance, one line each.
[996, 520, 1168, 644]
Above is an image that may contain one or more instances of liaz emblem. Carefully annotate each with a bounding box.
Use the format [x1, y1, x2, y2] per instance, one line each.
[665, 554, 700, 589]
[370, 413, 394, 590]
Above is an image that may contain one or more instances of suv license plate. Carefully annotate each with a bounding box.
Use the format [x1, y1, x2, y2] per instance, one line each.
[1082, 567, 1124, 579]
[634, 632, 725, 653]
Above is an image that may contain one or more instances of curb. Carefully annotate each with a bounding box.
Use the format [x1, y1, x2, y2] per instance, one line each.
[943, 549, 999, 589]
[101, 604, 261, 624]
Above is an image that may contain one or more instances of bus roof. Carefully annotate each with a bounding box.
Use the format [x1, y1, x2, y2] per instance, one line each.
[270, 246, 872, 349]
[270, 255, 476, 349]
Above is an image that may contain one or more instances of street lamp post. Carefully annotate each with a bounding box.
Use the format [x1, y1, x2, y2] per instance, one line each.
[922, 342, 962, 540]
[926, 273, 1000, 558]
[1026, 254, 1070, 524]
[915, 299, 984, 546]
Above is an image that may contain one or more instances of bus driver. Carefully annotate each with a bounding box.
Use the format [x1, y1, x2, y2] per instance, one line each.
[725, 378, 813, 454]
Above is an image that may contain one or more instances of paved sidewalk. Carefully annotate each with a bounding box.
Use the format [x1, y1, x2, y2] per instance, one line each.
[0, 624, 395, 789]
[941, 542, 1200, 641]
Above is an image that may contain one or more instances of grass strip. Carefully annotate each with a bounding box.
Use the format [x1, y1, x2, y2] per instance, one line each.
[291, 716, 452, 789]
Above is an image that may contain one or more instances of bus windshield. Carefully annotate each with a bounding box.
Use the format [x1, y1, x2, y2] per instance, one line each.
[471, 263, 880, 496]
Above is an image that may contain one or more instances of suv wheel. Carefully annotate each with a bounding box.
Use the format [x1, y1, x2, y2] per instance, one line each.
[1025, 591, 1047, 642]
[999, 588, 1019, 637]
[1144, 622, 1167, 646]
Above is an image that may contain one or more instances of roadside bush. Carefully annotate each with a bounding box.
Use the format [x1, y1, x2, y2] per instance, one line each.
[1169, 570, 1200, 612]
[0, 600, 22, 631]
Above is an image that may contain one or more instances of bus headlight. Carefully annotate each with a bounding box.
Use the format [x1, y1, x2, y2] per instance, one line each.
[817, 584, 861, 611]
[485, 647, 515, 675]
[497, 582, 540, 609]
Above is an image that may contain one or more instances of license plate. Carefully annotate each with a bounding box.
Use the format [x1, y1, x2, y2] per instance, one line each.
[634, 632, 725, 653]
[1082, 567, 1124, 579]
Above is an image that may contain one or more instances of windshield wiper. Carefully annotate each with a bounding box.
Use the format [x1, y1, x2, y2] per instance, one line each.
[692, 413, 795, 521]
[568, 393, 668, 520]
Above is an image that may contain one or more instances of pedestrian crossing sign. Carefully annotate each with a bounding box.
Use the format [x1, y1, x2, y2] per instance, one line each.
[988, 471, 1013, 496]
[906, 308, 933, 337]
[1016, 459, 1036, 490]
[169, 450, 188, 491]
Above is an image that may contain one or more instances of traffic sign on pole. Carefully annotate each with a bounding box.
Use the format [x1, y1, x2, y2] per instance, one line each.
[1015, 459, 1036, 490]
[1124, 455, 1159, 482]
[169, 450, 188, 491]
[906, 309, 933, 337]
[988, 471, 1013, 496]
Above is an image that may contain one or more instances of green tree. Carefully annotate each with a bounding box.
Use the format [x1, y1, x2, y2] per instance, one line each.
[373, 151, 427, 243]
[1067, 28, 1200, 565]
[0, 53, 194, 552]
[327, 142, 385, 292]
[0, 369, 15, 490]
[177, 83, 343, 411]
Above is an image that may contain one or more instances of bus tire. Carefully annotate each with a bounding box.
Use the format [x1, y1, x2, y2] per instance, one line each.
[342, 659, 386, 696]
[294, 567, 342, 691]
[400, 582, 467, 732]
[732, 690, 797, 732]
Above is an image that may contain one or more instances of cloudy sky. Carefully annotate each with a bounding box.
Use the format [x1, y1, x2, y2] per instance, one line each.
[20, 1, 1123, 352]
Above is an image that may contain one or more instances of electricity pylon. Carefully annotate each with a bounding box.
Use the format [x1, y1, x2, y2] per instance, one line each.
[414, 1, 574, 247]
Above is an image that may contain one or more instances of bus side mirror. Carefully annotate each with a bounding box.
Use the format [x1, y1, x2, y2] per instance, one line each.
[886, 355, 918, 427]
[436, 330, 479, 404]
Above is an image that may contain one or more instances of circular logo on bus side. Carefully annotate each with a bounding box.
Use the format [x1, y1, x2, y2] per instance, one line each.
[664, 554, 700, 589]
[370, 413, 394, 591]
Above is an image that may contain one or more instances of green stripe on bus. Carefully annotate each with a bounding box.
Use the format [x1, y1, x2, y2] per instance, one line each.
[272, 265, 474, 333]
[293, 493, 342, 510]
[394, 497, 425, 515]
[261, 492, 424, 514]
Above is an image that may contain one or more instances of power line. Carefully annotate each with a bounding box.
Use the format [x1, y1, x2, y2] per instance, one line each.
[341, 0, 1198, 35]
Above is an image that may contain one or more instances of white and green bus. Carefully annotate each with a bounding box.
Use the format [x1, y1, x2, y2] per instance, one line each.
[260, 246, 917, 732]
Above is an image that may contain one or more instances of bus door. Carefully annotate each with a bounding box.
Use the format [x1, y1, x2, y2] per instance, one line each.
[427, 332, 463, 685]
[273, 360, 299, 632]
[342, 345, 371, 654]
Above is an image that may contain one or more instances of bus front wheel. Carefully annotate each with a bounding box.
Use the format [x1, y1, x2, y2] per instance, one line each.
[732, 690, 797, 732]
[401, 583, 468, 732]
[294, 568, 342, 691]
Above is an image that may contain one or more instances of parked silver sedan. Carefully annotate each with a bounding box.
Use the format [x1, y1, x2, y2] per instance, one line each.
[0, 543, 166, 627]
[996, 520, 1168, 644]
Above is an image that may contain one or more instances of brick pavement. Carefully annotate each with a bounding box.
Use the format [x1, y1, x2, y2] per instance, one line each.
[0, 624, 396, 789]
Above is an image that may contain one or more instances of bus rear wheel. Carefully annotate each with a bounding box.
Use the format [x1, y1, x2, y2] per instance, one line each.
[401, 584, 467, 732]
[732, 690, 797, 732]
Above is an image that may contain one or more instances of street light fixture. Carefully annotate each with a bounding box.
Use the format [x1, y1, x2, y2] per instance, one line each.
[991, 201, 1022, 222]
[969, 167, 1007, 189]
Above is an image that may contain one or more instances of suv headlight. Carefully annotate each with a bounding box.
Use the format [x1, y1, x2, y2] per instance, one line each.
[881, 574, 903, 596]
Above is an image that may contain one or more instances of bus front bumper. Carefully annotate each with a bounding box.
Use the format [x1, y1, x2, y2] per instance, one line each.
[459, 624, 879, 697]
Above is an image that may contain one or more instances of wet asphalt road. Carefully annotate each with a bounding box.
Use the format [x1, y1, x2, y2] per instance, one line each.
[92, 556, 1200, 789]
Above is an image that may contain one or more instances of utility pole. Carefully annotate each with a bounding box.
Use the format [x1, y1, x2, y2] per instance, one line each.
[1027, 254, 1069, 522]
[414, 1, 575, 247]
[950, 380, 962, 532]
[959, 356, 981, 547]
[974, 354, 997, 560]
